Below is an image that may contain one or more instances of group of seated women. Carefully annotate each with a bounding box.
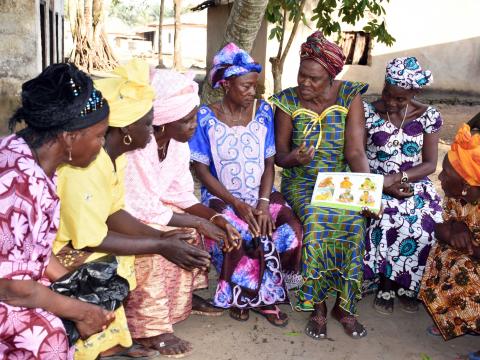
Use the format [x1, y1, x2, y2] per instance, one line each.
[0, 30, 478, 360]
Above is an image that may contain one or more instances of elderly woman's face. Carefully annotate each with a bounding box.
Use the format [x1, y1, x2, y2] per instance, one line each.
[381, 83, 416, 114]
[161, 106, 198, 143]
[297, 59, 331, 101]
[125, 108, 154, 150]
[224, 72, 258, 107]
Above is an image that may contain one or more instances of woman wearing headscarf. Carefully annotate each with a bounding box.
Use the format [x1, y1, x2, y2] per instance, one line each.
[419, 124, 480, 358]
[189, 43, 303, 327]
[0, 63, 114, 359]
[362, 57, 443, 315]
[123, 69, 240, 358]
[270, 31, 370, 339]
[53, 59, 211, 359]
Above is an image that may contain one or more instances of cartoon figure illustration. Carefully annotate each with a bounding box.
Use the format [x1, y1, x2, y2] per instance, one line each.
[359, 190, 375, 206]
[360, 177, 376, 191]
[338, 189, 354, 203]
[318, 176, 334, 188]
[340, 176, 353, 189]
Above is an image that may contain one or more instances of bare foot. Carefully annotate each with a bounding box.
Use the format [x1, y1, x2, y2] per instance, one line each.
[305, 302, 327, 340]
[229, 307, 249, 321]
[137, 333, 192, 358]
[331, 306, 367, 338]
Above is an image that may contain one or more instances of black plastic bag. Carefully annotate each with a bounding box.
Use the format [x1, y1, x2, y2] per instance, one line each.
[50, 255, 130, 346]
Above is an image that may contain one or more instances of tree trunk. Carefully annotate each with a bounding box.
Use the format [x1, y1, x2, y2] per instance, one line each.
[69, 0, 117, 72]
[173, 0, 183, 70]
[201, 0, 269, 104]
[157, 0, 166, 68]
[269, 0, 306, 94]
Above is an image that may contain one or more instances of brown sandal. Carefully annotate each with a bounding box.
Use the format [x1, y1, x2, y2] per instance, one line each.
[332, 311, 367, 339]
[191, 295, 224, 316]
[252, 305, 289, 327]
[229, 307, 249, 321]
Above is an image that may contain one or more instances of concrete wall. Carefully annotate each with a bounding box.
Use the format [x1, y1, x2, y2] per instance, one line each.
[262, 0, 480, 96]
[0, 0, 64, 131]
[0, 0, 41, 96]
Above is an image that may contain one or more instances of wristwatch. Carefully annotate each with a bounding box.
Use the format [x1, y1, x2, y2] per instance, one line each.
[400, 171, 409, 184]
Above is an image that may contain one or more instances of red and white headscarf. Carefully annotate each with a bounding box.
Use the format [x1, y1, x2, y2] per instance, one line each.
[150, 69, 200, 126]
[300, 31, 346, 78]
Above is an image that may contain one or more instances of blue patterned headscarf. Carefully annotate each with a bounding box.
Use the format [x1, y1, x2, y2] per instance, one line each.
[385, 57, 433, 90]
[209, 43, 262, 89]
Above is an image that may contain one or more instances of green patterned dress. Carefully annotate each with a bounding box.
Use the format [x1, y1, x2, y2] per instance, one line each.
[270, 81, 368, 314]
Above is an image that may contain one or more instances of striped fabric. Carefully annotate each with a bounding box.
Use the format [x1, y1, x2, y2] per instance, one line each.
[270, 81, 368, 314]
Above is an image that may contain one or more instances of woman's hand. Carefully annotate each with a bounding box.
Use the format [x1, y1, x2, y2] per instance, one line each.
[233, 199, 261, 237]
[360, 204, 384, 219]
[212, 216, 242, 252]
[256, 200, 275, 237]
[384, 182, 413, 199]
[196, 219, 227, 243]
[73, 302, 115, 340]
[449, 221, 475, 255]
[291, 142, 315, 166]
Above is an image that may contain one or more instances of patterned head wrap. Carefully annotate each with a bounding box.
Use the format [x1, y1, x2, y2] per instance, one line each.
[209, 42, 262, 89]
[94, 58, 155, 128]
[385, 57, 433, 90]
[150, 69, 200, 126]
[448, 124, 480, 186]
[300, 31, 346, 78]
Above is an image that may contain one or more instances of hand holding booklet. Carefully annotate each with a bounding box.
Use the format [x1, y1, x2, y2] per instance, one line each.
[311, 172, 384, 213]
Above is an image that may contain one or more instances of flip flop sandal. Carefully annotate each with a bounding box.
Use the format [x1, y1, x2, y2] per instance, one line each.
[99, 344, 159, 359]
[191, 297, 224, 317]
[229, 308, 249, 322]
[336, 314, 367, 339]
[252, 305, 289, 328]
[305, 314, 327, 340]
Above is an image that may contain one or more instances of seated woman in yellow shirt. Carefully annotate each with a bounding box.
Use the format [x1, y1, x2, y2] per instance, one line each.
[53, 59, 215, 360]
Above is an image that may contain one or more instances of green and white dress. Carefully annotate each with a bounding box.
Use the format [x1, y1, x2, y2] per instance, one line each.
[270, 81, 368, 314]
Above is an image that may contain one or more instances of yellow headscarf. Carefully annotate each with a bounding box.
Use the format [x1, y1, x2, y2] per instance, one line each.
[94, 58, 155, 127]
[448, 123, 480, 186]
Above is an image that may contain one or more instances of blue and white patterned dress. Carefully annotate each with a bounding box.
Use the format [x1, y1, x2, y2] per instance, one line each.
[363, 101, 444, 293]
[189, 100, 303, 309]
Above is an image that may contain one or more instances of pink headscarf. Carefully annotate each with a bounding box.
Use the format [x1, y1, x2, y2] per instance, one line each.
[150, 69, 200, 126]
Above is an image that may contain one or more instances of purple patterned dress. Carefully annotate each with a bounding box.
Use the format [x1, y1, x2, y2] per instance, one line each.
[362, 102, 443, 293]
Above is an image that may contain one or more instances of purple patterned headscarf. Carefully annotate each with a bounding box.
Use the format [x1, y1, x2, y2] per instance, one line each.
[385, 57, 433, 90]
[209, 43, 262, 89]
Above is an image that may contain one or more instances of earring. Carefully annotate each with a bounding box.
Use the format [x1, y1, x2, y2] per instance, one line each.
[462, 188, 468, 196]
[160, 125, 165, 134]
[68, 149, 72, 161]
[123, 134, 132, 145]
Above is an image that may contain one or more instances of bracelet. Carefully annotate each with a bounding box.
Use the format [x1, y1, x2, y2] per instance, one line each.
[400, 171, 409, 184]
[209, 213, 223, 223]
[259, 197, 270, 203]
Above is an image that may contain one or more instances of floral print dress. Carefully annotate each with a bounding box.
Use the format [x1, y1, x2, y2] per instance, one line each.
[363, 102, 444, 293]
[0, 135, 73, 359]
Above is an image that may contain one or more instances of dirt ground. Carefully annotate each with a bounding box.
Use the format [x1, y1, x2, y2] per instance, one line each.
[108, 103, 480, 360]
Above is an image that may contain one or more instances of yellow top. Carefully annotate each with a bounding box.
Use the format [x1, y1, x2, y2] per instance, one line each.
[53, 148, 136, 289]
[292, 105, 349, 149]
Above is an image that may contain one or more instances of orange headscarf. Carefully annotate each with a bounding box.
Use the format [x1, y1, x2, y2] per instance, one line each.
[448, 123, 480, 186]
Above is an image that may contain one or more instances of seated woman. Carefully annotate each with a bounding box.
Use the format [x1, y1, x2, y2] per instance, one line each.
[52, 59, 211, 360]
[270, 31, 371, 339]
[362, 57, 443, 314]
[189, 43, 303, 327]
[420, 124, 480, 359]
[0, 63, 114, 359]
[123, 69, 240, 358]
